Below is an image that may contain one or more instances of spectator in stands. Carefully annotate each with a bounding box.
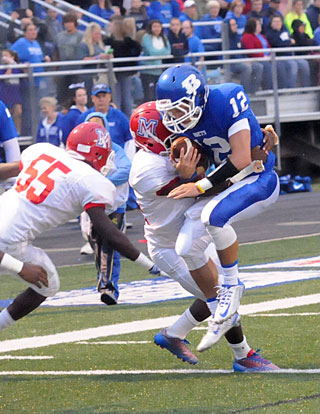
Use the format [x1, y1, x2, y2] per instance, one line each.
[78, 22, 111, 100]
[284, 0, 313, 38]
[290, 19, 318, 85]
[127, 0, 149, 32]
[246, 0, 268, 28]
[225, 0, 247, 36]
[218, 0, 231, 18]
[45, 4, 63, 49]
[104, 15, 141, 117]
[7, 10, 33, 45]
[53, 13, 83, 107]
[241, 18, 273, 89]
[313, 15, 320, 44]
[8, 8, 51, 53]
[147, 0, 180, 24]
[0, 50, 22, 134]
[61, 83, 88, 140]
[228, 18, 263, 93]
[86, 0, 115, 27]
[140, 19, 171, 101]
[266, 14, 311, 88]
[200, 1, 223, 55]
[182, 20, 206, 78]
[179, 0, 201, 36]
[306, 0, 320, 32]
[262, 0, 283, 31]
[77, 83, 136, 160]
[165, 17, 189, 63]
[11, 23, 51, 136]
[0, 0, 14, 14]
[36, 97, 65, 147]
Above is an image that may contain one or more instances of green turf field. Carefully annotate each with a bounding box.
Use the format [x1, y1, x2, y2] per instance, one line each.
[0, 236, 319, 414]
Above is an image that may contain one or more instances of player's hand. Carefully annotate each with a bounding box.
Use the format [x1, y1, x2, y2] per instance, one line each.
[171, 146, 201, 179]
[168, 182, 201, 199]
[261, 125, 279, 154]
[19, 264, 48, 288]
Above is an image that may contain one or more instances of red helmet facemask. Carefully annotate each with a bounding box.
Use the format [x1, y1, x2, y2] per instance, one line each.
[130, 101, 176, 156]
[66, 122, 113, 175]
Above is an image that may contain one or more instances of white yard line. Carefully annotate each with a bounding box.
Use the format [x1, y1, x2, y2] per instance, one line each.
[0, 356, 53, 360]
[0, 293, 319, 354]
[0, 369, 319, 376]
[249, 312, 320, 317]
[76, 341, 152, 345]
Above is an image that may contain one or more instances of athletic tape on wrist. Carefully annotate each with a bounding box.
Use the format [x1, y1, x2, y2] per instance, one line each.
[1, 253, 24, 274]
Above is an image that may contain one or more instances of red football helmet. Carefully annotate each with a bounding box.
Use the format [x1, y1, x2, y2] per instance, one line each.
[66, 122, 113, 175]
[130, 101, 176, 156]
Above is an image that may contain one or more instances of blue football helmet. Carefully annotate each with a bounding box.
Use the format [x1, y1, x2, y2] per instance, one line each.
[156, 65, 208, 134]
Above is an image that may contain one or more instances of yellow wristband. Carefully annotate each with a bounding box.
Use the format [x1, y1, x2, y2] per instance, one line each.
[196, 182, 205, 194]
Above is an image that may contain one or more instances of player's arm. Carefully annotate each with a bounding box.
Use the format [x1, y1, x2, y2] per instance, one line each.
[0, 252, 48, 288]
[86, 206, 157, 269]
[0, 162, 20, 180]
[2, 138, 21, 162]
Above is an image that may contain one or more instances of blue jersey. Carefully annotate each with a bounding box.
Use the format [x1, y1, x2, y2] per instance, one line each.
[0, 100, 18, 162]
[0, 101, 18, 144]
[181, 83, 275, 172]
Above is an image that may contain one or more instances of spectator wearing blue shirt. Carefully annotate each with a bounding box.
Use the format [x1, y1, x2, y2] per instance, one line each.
[61, 83, 88, 143]
[147, 0, 180, 24]
[77, 84, 135, 158]
[36, 97, 65, 147]
[0, 100, 20, 163]
[85, 0, 115, 28]
[225, 0, 247, 36]
[306, 0, 320, 32]
[36, 96, 65, 147]
[200, 1, 223, 55]
[179, 0, 201, 37]
[265, 14, 311, 88]
[181, 19, 207, 80]
[11, 23, 51, 136]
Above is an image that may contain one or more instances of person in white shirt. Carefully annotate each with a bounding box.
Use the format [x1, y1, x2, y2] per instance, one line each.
[0, 122, 163, 332]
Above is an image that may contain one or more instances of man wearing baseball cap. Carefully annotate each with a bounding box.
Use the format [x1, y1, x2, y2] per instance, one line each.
[179, 0, 201, 36]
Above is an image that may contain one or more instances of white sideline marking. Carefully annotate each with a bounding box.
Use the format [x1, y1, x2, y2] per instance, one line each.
[0, 294, 320, 354]
[0, 356, 53, 360]
[77, 341, 151, 345]
[249, 312, 320, 317]
[0, 369, 319, 376]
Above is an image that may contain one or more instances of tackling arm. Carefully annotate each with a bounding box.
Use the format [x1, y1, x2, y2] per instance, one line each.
[87, 206, 156, 270]
[0, 162, 20, 180]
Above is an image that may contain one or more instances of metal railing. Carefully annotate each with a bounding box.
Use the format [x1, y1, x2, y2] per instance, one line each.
[1, 39, 320, 169]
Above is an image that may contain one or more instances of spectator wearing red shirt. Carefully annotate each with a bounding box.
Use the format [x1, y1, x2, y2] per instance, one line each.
[241, 17, 272, 89]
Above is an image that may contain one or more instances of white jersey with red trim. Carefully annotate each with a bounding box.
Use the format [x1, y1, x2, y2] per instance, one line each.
[0, 143, 116, 244]
[129, 150, 195, 248]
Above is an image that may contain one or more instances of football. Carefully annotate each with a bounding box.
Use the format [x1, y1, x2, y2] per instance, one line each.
[170, 137, 210, 170]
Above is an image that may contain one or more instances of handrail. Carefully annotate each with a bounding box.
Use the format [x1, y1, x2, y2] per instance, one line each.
[31, 0, 110, 28]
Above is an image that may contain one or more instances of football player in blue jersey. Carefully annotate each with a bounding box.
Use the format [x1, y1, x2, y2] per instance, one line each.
[156, 65, 280, 324]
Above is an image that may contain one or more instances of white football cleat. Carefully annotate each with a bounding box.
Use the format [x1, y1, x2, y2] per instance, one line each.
[214, 283, 245, 324]
[80, 242, 94, 255]
[197, 313, 241, 352]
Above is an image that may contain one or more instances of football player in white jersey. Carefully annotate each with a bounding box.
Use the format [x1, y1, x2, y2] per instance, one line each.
[0, 122, 162, 332]
[0, 162, 48, 287]
[129, 102, 279, 371]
